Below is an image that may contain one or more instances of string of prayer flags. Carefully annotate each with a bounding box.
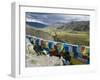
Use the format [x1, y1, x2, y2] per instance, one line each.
[26, 35, 90, 60]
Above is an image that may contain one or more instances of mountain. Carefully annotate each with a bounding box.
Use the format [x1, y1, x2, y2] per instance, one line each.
[56, 21, 89, 31]
[71, 21, 89, 31]
[26, 22, 48, 28]
[26, 20, 89, 32]
[26, 24, 54, 40]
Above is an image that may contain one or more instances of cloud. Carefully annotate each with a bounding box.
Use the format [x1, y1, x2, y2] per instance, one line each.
[26, 18, 48, 25]
[26, 12, 89, 25]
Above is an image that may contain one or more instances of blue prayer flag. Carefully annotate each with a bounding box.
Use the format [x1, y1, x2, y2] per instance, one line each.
[72, 46, 78, 58]
[64, 43, 69, 53]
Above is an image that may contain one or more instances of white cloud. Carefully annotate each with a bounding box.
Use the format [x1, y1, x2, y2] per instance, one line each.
[26, 18, 48, 25]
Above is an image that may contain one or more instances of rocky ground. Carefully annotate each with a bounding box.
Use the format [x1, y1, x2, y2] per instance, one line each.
[25, 42, 63, 67]
[25, 52, 63, 67]
[25, 37, 88, 67]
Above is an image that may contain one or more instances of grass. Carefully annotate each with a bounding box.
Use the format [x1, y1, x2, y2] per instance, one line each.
[70, 58, 83, 65]
[26, 26, 89, 46]
[58, 32, 89, 46]
[43, 28, 89, 46]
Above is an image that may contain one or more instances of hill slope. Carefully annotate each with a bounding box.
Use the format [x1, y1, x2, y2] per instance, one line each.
[56, 21, 89, 31]
[26, 22, 47, 28]
[26, 24, 54, 40]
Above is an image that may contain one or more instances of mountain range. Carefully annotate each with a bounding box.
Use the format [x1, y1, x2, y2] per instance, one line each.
[56, 21, 89, 31]
[26, 20, 89, 31]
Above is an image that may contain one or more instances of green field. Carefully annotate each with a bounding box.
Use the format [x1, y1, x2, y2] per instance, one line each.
[42, 28, 89, 46]
[26, 25, 89, 46]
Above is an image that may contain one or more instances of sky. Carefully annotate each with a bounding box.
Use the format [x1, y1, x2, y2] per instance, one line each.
[26, 12, 90, 25]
